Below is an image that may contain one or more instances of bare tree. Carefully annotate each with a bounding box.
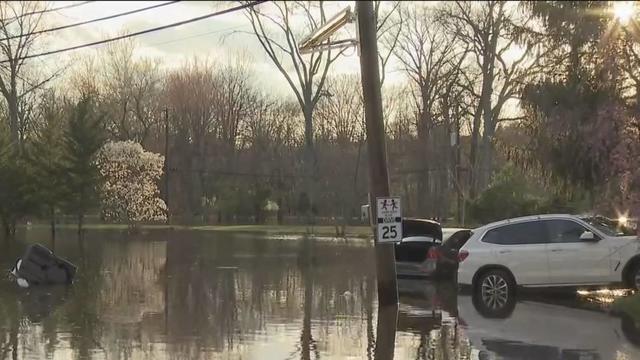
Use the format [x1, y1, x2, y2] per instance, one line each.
[0, 1, 59, 149]
[440, 1, 540, 196]
[315, 74, 363, 144]
[211, 57, 257, 164]
[315, 74, 365, 227]
[100, 39, 162, 145]
[392, 4, 465, 215]
[243, 98, 302, 222]
[165, 60, 218, 216]
[243, 1, 347, 214]
[375, 0, 402, 86]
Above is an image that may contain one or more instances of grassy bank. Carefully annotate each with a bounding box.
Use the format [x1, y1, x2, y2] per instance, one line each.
[25, 223, 373, 238]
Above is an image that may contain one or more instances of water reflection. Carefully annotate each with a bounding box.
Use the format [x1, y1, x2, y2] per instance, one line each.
[374, 305, 398, 360]
[462, 290, 640, 360]
[0, 229, 640, 359]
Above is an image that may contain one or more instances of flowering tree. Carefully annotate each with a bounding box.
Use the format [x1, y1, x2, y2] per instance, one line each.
[96, 141, 167, 227]
[521, 80, 640, 231]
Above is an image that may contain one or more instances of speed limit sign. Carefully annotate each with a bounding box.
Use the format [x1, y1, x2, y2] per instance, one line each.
[376, 197, 402, 243]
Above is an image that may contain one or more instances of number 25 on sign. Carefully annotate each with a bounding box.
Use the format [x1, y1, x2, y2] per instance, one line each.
[376, 197, 402, 243]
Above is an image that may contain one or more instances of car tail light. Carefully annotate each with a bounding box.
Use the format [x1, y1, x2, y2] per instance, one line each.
[427, 247, 440, 260]
[457, 250, 469, 262]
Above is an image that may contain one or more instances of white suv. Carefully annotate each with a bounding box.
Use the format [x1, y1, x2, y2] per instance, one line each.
[458, 214, 639, 309]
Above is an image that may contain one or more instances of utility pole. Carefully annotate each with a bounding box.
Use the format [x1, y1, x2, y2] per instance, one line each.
[356, 1, 398, 307]
[164, 108, 170, 224]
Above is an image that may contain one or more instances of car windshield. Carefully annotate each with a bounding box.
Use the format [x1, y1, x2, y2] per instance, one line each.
[581, 216, 636, 237]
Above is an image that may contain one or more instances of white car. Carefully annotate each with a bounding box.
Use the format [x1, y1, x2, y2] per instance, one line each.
[458, 214, 639, 312]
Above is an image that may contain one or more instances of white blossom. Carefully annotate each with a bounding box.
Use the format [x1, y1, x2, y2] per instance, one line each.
[96, 141, 167, 226]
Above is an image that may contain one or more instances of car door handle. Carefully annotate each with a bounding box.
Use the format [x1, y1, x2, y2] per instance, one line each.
[551, 249, 563, 252]
[498, 250, 512, 254]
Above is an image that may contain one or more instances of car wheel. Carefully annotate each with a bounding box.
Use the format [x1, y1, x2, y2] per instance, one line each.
[473, 269, 516, 318]
[629, 264, 640, 290]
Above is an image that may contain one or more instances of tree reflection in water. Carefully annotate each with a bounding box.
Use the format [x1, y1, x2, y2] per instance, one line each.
[0, 230, 477, 359]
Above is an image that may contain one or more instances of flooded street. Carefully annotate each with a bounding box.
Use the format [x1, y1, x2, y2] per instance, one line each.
[1, 229, 640, 359]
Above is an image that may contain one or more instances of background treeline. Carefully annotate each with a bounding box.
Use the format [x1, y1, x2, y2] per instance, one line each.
[1, 1, 639, 233]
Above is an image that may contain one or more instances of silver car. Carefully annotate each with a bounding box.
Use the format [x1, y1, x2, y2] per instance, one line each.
[394, 219, 443, 277]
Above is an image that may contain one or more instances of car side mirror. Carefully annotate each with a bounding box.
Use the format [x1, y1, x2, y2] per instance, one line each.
[579, 231, 598, 242]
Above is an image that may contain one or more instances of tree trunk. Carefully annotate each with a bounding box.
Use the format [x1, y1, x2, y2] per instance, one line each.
[50, 206, 56, 250]
[478, 28, 498, 193]
[416, 109, 432, 217]
[8, 86, 20, 149]
[277, 197, 283, 225]
[472, 39, 497, 196]
[479, 128, 496, 192]
[302, 105, 316, 225]
[469, 103, 483, 199]
[77, 213, 84, 238]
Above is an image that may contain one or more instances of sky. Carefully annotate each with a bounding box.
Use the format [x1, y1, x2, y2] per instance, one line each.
[20, 0, 527, 120]
[39, 1, 378, 97]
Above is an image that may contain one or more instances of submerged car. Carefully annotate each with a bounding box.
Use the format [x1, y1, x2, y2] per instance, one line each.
[394, 219, 442, 277]
[458, 214, 640, 314]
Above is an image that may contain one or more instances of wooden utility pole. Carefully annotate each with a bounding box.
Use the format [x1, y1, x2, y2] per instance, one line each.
[164, 108, 170, 224]
[356, 1, 398, 306]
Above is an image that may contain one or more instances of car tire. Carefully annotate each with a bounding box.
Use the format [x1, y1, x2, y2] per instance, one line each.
[628, 263, 640, 290]
[473, 269, 516, 318]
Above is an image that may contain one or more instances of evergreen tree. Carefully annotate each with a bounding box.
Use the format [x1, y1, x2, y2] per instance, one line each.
[519, 1, 627, 201]
[25, 97, 67, 241]
[62, 96, 106, 235]
[0, 126, 36, 238]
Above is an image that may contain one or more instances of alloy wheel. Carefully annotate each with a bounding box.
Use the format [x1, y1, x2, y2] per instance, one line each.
[481, 274, 509, 310]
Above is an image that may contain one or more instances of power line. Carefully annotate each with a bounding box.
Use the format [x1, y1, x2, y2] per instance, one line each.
[1, 1, 93, 23]
[0, 1, 266, 64]
[148, 24, 246, 48]
[0, 1, 180, 41]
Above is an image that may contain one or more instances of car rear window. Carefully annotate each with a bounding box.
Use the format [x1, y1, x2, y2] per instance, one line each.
[442, 230, 472, 250]
[482, 221, 547, 245]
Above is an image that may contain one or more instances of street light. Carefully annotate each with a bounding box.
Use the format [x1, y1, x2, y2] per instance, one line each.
[298, 6, 356, 54]
[613, 1, 635, 25]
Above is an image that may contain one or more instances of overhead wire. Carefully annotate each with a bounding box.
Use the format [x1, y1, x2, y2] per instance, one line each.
[0, 1, 181, 41]
[0, 1, 93, 23]
[147, 24, 246, 48]
[0, 1, 267, 64]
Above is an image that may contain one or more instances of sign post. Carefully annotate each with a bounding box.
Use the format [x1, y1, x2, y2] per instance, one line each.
[376, 197, 402, 243]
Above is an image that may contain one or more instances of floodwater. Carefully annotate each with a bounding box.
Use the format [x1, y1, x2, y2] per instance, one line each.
[1, 229, 640, 360]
